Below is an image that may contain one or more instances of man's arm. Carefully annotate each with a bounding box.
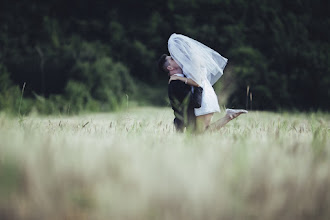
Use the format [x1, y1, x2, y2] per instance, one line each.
[169, 81, 202, 109]
[190, 87, 203, 108]
[168, 75, 200, 87]
[168, 80, 192, 103]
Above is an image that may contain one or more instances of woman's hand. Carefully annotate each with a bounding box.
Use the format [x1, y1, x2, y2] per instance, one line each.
[168, 75, 185, 84]
[168, 75, 200, 87]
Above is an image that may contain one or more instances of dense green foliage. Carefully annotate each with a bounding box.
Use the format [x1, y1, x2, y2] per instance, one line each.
[0, 0, 329, 114]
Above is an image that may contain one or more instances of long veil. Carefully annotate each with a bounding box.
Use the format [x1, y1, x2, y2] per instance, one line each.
[168, 33, 228, 87]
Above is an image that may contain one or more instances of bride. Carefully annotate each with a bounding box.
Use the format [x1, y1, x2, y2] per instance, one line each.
[166, 33, 247, 131]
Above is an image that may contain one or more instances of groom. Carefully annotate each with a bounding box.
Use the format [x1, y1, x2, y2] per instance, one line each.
[158, 54, 247, 133]
[158, 54, 202, 132]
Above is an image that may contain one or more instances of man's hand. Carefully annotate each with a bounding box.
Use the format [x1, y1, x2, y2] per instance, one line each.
[168, 75, 184, 84]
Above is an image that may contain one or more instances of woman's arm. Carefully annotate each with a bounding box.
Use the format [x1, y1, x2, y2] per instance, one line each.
[168, 75, 200, 87]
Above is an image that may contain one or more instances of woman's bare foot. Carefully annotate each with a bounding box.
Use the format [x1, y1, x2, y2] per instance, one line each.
[226, 109, 248, 119]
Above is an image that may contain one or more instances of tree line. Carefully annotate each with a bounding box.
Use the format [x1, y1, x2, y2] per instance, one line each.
[0, 0, 329, 114]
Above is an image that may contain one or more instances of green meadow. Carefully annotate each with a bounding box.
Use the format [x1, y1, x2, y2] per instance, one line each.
[0, 107, 329, 220]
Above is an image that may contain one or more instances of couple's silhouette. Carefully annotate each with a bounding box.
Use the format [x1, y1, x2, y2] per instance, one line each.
[158, 34, 247, 133]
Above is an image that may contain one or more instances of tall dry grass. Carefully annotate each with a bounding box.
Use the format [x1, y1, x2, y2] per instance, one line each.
[0, 107, 329, 220]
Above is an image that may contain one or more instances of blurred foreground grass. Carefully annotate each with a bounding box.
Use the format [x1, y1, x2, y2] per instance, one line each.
[0, 107, 329, 220]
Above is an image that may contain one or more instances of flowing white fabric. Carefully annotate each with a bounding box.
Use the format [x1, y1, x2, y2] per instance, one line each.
[168, 33, 228, 116]
[168, 33, 228, 86]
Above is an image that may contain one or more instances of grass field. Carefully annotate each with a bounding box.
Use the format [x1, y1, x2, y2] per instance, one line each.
[0, 107, 329, 220]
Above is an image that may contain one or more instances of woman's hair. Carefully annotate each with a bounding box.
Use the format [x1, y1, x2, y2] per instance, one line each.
[157, 54, 169, 74]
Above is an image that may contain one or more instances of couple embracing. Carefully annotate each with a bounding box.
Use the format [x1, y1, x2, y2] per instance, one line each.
[158, 33, 247, 133]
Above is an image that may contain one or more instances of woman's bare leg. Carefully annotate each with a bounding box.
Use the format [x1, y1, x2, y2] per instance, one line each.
[196, 113, 214, 132]
[207, 109, 248, 132]
[206, 115, 232, 131]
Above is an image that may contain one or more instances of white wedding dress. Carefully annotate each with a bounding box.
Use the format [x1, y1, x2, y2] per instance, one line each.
[168, 33, 228, 116]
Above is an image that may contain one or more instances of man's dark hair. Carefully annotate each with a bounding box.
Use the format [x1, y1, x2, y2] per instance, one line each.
[157, 54, 169, 74]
